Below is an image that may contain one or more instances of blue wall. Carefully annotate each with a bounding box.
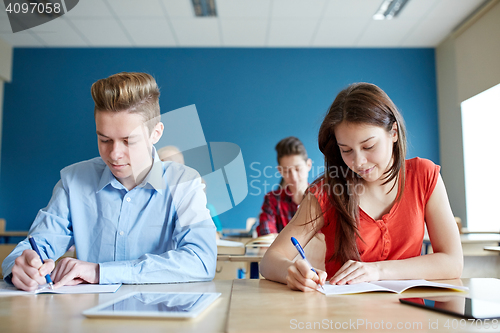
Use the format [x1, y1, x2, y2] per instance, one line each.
[0, 48, 438, 231]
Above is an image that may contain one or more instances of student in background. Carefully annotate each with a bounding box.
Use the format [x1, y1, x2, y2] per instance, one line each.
[257, 137, 312, 236]
[158, 145, 223, 238]
[2, 72, 217, 291]
[260, 83, 463, 292]
[158, 145, 185, 164]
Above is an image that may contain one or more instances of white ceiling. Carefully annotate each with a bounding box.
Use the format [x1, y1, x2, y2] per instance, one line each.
[0, 0, 488, 47]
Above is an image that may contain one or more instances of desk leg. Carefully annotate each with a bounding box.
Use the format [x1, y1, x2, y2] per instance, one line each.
[250, 262, 259, 279]
[421, 240, 431, 255]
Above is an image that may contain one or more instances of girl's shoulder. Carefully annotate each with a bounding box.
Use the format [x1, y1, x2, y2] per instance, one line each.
[307, 177, 331, 210]
[307, 177, 325, 195]
[404, 157, 441, 201]
[405, 157, 439, 172]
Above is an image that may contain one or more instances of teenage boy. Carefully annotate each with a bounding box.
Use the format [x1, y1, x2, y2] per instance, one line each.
[257, 137, 312, 236]
[2, 72, 217, 291]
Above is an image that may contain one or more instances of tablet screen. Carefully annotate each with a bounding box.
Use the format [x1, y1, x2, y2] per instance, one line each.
[400, 296, 500, 320]
[83, 292, 221, 319]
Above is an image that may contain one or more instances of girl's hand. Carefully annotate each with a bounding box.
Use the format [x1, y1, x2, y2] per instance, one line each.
[286, 259, 327, 292]
[329, 260, 380, 285]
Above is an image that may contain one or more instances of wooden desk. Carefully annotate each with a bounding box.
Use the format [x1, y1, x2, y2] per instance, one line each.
[0, 280, 232, 333]
[423, 233, 500, 255]
[0, 231, 28, 244]
[217, 254, 264, 262]
[217, 254, 264, 279]
[0, 219, 28, 243]
[1, 278, 499, 332]
[227, 278, 500, 333]
[461, 233, 500, 244]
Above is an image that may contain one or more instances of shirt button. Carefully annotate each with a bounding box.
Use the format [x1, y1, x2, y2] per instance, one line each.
[126, 197, 131, 202]
[119, 231, 124, 236]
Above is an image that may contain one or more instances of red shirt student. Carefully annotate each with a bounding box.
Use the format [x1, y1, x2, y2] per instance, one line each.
[315, 157, 440, 276]
[260, 83, 463, 292]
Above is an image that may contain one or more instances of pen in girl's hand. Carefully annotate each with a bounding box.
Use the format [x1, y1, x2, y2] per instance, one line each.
[290, 237, 325, 292]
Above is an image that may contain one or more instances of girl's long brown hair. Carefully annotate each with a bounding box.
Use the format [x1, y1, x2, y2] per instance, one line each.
[315, 83, 407, 264]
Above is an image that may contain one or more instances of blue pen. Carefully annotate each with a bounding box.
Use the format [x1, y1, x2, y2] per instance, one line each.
[291, 237, 324, 292]
[28, 236, 54, 290]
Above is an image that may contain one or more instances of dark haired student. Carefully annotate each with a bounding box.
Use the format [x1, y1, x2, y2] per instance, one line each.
[257, 137, 312, 236]
[260, 83, 463, 292]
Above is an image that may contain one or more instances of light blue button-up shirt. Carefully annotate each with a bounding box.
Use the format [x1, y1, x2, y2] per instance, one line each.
[2, 149, 217, 284]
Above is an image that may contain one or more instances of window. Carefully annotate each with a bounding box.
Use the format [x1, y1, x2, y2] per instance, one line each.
[461, 83, 500, 232]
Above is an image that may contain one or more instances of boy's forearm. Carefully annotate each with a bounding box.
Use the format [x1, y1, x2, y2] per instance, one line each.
[99, 247, 216, 284]
[99, 224, 217, 284]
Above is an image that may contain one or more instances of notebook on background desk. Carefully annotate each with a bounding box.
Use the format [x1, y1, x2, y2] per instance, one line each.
[216, 239, 245, 255]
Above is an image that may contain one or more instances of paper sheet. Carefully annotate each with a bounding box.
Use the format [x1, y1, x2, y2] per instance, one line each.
[371, 279, 468, 293]
[319, 282, 390, 295]
[0, 281, 121, 296]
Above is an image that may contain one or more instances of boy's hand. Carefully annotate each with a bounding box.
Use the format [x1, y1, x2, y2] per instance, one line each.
[51, 258, 99, 288]
[11, 249, 55, 291]
[286, 259, 327, 292]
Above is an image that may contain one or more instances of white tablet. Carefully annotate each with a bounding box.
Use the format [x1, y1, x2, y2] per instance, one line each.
[83, 292, 221, 319]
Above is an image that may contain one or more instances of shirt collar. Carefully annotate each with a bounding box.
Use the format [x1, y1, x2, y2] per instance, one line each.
[139, 147, 165, 194]
[279, 184, 310, 201]
[96, 146, 165, 194]
[97, 167, 120, 192]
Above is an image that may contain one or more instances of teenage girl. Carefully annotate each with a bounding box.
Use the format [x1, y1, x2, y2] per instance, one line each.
[260, 83, 463, 292]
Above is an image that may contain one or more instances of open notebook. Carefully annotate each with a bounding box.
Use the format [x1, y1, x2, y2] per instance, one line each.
[0, 281, 121, 296]
[318, 280, 468, 296]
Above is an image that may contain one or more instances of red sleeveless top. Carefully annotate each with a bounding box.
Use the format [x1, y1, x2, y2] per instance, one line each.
[313, 158, 440, 277]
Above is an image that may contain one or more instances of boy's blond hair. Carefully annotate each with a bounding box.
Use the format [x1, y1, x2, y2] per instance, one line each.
[91, 72, 160, 133]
